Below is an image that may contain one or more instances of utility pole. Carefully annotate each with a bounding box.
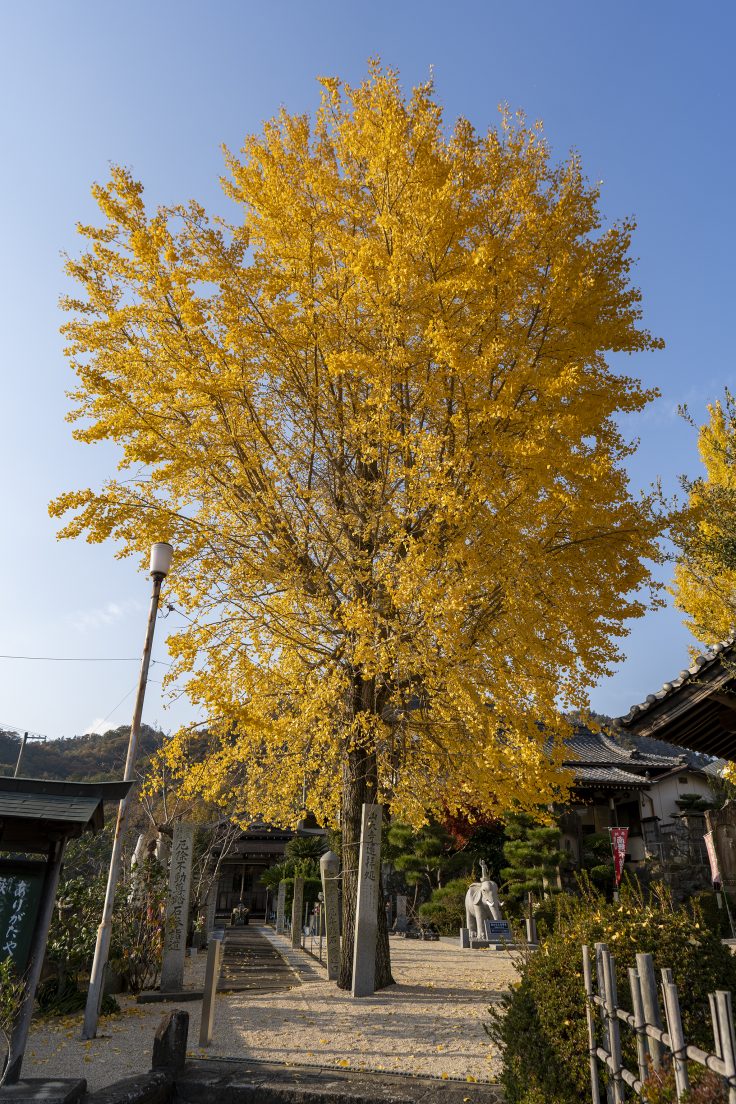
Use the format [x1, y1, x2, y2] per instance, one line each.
[82, 542, 173, 1040]
[11, 730, 46, 777]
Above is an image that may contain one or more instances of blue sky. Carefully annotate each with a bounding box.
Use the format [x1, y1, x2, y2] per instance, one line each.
[1, 1, 733, 741]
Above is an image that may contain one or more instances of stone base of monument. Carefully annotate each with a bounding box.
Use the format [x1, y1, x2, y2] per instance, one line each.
[0, 1079, 86, 1104]
[468, 938, 523, 950]
[460, 920, 527, 951]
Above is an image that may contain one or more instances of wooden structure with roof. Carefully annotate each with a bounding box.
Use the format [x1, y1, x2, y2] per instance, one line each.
[0, 776, 131, 1087]
[618, 637, 736, 760]
[559, 727, 719, 871]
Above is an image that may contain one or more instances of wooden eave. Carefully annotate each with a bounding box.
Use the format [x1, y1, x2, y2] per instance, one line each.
[620, 668, 736, 760]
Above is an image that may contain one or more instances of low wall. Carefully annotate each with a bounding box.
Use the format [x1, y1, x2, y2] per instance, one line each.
[81, 1011, 504, 1104]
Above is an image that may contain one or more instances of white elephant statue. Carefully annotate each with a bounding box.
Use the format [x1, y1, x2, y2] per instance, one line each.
[464, 860, 504, 935]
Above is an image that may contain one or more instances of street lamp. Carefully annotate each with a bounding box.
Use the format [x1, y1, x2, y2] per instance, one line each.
[82, 542, 173, 1040]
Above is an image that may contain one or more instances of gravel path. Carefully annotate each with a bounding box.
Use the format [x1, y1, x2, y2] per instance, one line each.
[23, 929, 516, 1089]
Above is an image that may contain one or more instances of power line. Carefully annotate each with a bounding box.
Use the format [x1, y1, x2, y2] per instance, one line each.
[89, 684, 138, 733]
[0, 655, 170, 665]
[0, 721, 49, 740]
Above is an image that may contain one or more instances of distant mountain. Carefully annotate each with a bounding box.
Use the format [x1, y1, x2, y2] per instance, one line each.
[0, 724, 165, 781]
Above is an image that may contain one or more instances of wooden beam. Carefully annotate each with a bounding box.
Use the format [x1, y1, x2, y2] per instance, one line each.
[711, 692, 736, 714]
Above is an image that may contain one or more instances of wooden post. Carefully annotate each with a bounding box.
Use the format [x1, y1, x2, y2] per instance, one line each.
[601, 947, 625, 1104]
[661, 968, 690, 1099]
[715, 991, 736, 1104]
[595, 943, 615, 1104]
[709, 993, 722, 1061]
[198, 935, 223, 1047]
[636, 952, 664, 1071]
[582, 945, 602, 1104]
[628, 967, 649, 1085]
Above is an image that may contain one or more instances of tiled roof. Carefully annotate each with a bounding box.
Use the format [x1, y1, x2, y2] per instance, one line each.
[630, 733, 719, 772]
[563, 727, 686, 769]
[574, 765, 652, 788]
[559, 725, 724, 788]
[618, 637, 736, 726]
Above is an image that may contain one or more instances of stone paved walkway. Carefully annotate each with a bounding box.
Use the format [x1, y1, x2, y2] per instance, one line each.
[22, 928, 515, 1090]
[218, 927, 298, 992]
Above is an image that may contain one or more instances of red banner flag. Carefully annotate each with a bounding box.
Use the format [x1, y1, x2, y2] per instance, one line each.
[610, 827, 629, 886]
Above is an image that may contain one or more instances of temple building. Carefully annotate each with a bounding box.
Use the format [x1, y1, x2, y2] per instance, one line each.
[212, 815, 327, 921]
[558, 725, 722, 875]
[616, 637, 736, 890]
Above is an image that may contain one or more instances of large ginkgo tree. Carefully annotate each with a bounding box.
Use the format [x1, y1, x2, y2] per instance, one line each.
[52, 64, 661, 988]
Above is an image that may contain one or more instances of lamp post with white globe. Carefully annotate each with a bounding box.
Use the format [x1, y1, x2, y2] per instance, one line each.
[82, 542, 174, 1039]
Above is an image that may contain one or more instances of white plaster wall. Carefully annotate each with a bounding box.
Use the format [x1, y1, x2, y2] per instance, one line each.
[641, 771, 715, 825]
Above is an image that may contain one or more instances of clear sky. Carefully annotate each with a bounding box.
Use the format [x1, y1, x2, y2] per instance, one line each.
[1, 1, 734, 742]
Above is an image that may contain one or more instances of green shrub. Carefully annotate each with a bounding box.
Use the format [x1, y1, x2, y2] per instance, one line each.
[530, 895, 558, 938]
[486, 878, 736, 1104]
[0, 957, 25, 1075]
[690, 889, 735, 939]
[418, 878, 471, 934]
[281, 876, 322, 921]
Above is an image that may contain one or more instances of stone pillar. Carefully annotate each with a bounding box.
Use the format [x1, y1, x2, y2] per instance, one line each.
[707, 803, 736, 892]
[395, 894, 407, 924]
[152, 1010, 189, 1072]
[291, 876, 304, 948]
[320, 850, 340, 982]
[275, 880, 286, 934]
[205, 878, 218, 936]
[160, 822, 195, 992]
[351, 803, 383, 998]
[155, 830, 171, 867]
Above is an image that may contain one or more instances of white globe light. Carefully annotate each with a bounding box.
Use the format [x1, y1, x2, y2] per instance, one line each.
[149, 542, 173, 578]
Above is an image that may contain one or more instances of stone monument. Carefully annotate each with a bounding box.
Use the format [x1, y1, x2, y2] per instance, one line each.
[275, 879, 286, 934]
[352, 803, 383, 998]
[320, 849, 340, 981]
[291, 875, 304, 948]
[204, 880, 218, 937]
[160, 821, 195, 991]
[460, 859, 517, 949]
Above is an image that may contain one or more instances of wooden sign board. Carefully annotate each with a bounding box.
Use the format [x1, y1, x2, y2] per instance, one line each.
[0, 859, 45, 973]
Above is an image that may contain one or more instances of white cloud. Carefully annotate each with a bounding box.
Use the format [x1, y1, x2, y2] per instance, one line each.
[85, 717, 114, 735]
[68, 599, 144, 633]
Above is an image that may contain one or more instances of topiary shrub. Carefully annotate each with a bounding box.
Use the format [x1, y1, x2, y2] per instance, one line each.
[486, 877, 736, 1104]
[418, 878, 471, 934]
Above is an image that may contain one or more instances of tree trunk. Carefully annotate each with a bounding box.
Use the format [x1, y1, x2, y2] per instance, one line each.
[338, 744, 394, 990]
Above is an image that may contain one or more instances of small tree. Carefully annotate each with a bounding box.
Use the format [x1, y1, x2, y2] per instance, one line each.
[579, 831, 614, 892]
[418, 878, 472, 934]
[501, 812, 567, 903]
[284, 836, 327, 863]
[385, 821, 464, 904]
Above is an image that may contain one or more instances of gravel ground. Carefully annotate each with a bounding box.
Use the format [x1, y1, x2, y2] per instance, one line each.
[22, 929, 516, 1089]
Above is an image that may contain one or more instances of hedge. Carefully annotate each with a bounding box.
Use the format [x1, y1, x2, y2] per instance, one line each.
[486, 878, 736, 1104]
